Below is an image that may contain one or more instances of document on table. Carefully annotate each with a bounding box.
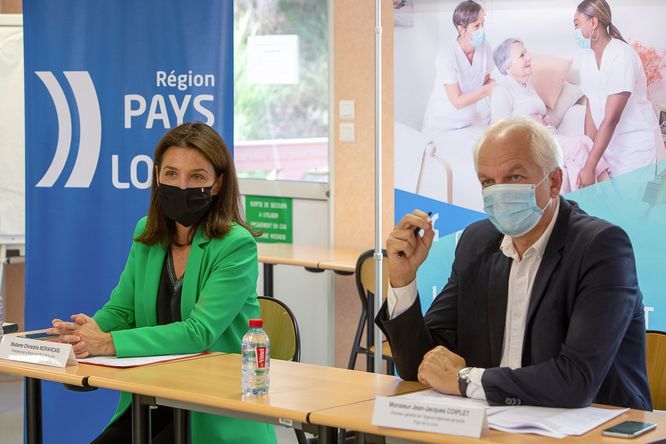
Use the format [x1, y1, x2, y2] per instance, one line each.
[77, 353, 205, 368]
[391, 389, 626, 439]
[486, 405, 627, 439]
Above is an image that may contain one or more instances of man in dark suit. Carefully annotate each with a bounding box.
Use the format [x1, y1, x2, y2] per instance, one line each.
[377, 117, 652, 410]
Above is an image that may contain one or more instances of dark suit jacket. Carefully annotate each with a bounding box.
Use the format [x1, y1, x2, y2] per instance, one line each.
[377, 198, 652, 410]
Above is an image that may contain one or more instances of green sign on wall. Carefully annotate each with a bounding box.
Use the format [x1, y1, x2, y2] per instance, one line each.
[245, 195, 293, 243]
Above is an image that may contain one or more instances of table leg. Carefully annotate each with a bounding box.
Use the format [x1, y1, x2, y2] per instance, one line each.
[132, 394, 151, 444]
[25, 377, 42, 444]
[318, 425, 338, 444]
[174, 408, 188, 444]
[263, 263, 274, 297]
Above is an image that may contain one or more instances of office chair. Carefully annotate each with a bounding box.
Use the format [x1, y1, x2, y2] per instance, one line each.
[646, 330, 666, 410]
[347, 249, 394, 374]
[258, 296, 307, 444]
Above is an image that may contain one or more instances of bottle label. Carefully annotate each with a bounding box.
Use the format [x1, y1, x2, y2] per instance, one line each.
[255, 346, 267, 369]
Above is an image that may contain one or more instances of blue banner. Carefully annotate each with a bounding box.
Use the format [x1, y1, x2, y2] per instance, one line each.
[24, 1, 233, 441]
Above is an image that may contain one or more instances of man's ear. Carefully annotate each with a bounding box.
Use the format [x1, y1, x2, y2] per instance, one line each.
[550, 168, 563, 198]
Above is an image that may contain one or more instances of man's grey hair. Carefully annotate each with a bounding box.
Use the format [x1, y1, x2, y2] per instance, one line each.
[493, 38, 523, 76]
[473, 118, 563, 174]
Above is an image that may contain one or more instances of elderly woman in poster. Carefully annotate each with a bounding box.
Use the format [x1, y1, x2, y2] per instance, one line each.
[491, 37, 610, 192]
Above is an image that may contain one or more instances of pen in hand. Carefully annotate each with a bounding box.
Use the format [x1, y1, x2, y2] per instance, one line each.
[398, 211, 432, 258]
[413, 211, 433, 238]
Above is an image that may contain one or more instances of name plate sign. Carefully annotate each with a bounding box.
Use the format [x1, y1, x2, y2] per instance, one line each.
[372, 396, 486, 438]
[0, 336, 77, 368]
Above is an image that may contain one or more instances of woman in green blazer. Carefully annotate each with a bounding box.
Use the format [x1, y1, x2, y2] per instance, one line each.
[48, 122, 276, 444]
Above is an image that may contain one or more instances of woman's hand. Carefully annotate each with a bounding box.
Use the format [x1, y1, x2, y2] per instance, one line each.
[482, 80, 496, 97]
[70, 314, 116, 358]
[47, 314, 115, 358]
[577, 163, 597, 189]
[530, 113, 545, 124]
[47, 316, 87, 344]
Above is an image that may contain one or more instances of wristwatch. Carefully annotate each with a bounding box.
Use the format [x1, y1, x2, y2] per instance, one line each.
[457, 367, 472, 398]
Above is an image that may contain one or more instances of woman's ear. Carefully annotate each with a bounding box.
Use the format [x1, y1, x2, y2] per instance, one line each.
[154, 165, 160, 186]
[212, 174, 224, 196]
[591, 16, 599, 32]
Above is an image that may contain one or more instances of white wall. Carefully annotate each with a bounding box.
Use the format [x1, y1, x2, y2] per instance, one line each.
[0, 15, 24, 237]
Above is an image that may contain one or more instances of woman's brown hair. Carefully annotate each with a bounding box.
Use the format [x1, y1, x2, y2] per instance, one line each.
[135, 122, 258, 246]
[577, 0, 626, 43]
[452, 1, 483, 35]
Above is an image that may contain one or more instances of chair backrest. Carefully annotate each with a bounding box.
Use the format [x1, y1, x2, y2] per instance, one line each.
[355, 249, 389, 302]
[646, 330, 666, 410]
[258, 296, 301, 362]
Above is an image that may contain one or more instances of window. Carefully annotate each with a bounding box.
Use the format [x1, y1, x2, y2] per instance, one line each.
[234, 0, 329, 183]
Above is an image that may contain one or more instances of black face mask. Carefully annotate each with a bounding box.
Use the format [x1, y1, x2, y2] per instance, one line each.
[157, 184, 214, 227]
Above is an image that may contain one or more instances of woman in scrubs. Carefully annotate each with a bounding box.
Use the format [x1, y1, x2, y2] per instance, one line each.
[421, 0, 495, 139]
[575, 0, 661, 187]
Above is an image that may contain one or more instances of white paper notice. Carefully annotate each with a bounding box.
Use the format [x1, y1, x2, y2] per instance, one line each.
[247, 35, 299, 85]
[372, 394, 487, 438]
[78, 353, 202, 368]
[0, 335, 77, 368]
[487, 405, 627, 439]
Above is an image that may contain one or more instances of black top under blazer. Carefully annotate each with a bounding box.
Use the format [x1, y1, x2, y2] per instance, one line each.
[377, 197, 652, 410]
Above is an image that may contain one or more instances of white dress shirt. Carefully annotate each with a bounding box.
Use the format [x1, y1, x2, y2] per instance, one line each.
[388, 199, 560, 400]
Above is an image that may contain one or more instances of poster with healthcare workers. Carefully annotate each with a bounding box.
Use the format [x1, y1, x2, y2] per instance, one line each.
[393, 0, 666, 328]
[23, 1, 233, 442]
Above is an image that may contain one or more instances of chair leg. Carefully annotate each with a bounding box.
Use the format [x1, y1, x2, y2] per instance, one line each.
[295, 429, 309, 444]
[387, 358, 395, 376]
[366, 292, 375, 373]
[347, 307, 367, 370]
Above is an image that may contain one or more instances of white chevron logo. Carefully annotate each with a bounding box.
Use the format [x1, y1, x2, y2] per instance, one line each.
[35, 71, 102, 188]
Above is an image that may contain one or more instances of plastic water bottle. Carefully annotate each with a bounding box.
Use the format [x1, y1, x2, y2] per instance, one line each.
[241, 318, 270, 395]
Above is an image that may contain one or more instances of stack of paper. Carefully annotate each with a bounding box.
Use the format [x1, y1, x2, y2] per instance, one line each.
[486, 405, 626, 439]
[395, 389, 627, 439]
[78, 353, 204, 368]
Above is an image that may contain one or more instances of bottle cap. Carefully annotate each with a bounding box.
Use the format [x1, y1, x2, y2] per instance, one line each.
[249, 318, 263, 329]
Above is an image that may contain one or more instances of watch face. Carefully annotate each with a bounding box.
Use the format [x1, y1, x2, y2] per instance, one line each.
[458, 367, 472, 379]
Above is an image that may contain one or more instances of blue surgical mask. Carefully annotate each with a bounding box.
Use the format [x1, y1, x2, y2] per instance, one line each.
[574, 19, 592, 49]
[469, 28, 485, 47]
[482, 175, 552, 237]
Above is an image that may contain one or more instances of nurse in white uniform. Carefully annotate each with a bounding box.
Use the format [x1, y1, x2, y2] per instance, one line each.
[422, 0, 495, 139]
[575, 0, 661, 188]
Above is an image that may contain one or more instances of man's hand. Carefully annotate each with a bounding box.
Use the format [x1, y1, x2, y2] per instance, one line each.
[386, 210, 434, 288]
[417, 346, 467, 395]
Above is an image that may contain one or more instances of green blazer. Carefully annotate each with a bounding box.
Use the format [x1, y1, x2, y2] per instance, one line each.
[93, 217, 276, 444]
